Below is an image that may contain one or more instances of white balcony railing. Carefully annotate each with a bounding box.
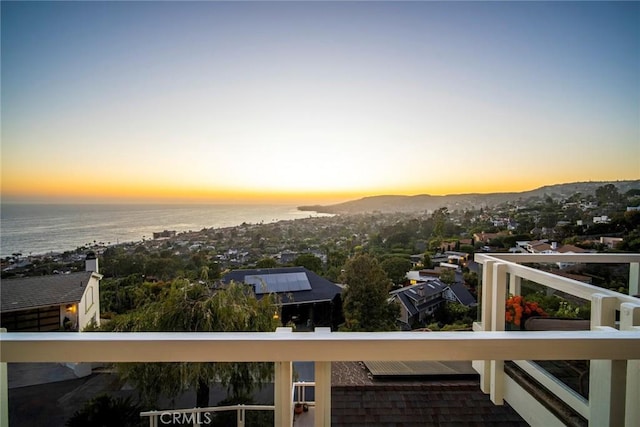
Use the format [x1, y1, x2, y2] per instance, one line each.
[140, 404, 275, 427]
[1, 253, 639, 427]
[474, 252, 640, 427]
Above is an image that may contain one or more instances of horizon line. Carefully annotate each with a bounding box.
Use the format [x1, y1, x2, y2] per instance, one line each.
[2, 178, 639, 206]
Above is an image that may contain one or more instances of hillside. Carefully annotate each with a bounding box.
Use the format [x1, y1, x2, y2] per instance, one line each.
[298, 180, 640, 214]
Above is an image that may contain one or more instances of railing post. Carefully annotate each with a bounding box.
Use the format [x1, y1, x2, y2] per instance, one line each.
[508, 273, 521, 296]
[621, 303, 640, 427]
[237, 406, 245, 427]
[490, 263, 507, 405]
[479, 260, 495, 393]
[274, 327, 293, 427]
[1, 328, 7, 427]
[629, 262, 639, 296]
[589, 294, 626, 427]
[315, 328, 332, 427]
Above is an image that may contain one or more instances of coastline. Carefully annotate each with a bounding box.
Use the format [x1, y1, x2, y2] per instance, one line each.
[0, 204, 333, 259]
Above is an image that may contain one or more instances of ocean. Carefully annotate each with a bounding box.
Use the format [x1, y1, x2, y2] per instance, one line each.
[0, 203, 330, 258]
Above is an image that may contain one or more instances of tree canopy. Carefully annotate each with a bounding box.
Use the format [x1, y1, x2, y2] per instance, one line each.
[294, 253, 323, 273]
[339, 254, 399, 331]
[380, 256, 412, 286]
[110, 280, 280, 407]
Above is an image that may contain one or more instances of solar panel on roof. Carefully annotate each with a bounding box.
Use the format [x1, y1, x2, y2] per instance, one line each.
[245, 272, 311, 294]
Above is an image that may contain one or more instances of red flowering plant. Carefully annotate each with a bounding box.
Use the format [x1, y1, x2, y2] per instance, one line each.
[505, 295, 547, 328]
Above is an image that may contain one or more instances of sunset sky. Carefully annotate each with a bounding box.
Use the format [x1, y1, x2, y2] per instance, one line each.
[2, 1, 639, 205]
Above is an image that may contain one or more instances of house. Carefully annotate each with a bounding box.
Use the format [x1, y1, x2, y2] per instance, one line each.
[600, 236, 623, 249]
[524, 240, 588, 269]
[473, 232, 499, 244]
[152, 230, 176, 239]
[221, 266, 343, 328]
[0, 253, 102, 332]
[278, 250, 298, 264]
[389, 277, 476, 326]
[593, 215, 610, 224]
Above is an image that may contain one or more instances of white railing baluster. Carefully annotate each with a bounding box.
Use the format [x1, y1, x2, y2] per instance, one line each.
[1, 329, 7, 427]
[315, 362, 331, 427]
[237, 406, 245, 427]
[314, 327, 331, 427]
[490, 263, 507, 405]
[274, 327, 293, 427]
[479, 260, 495, 393]
[621, 303, 640, 427]
[509, 273, 521, 297]
[590, 294, 626, 427]
[630, 262, 639, 297]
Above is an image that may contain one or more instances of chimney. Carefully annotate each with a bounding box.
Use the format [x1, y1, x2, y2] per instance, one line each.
[551, 242, 558, 251]
[85, 251, 99, 273]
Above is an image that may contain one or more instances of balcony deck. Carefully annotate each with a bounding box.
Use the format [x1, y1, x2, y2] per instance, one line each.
[1, 253, 639, 427]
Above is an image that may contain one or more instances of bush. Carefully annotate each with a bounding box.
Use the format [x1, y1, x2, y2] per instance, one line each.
[66, 394, 144, 427]
[209, 397, 274, 427]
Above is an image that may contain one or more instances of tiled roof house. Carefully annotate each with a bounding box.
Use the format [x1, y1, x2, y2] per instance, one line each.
[390, 278, 476, 325]
[0, 255, 101, 332]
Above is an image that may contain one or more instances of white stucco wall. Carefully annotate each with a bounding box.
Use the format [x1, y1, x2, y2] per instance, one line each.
[78, 274, 101, 330]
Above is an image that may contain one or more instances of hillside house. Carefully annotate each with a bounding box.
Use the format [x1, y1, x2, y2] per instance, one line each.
[0, 254, 101, 332]
[390, 277, 475, 326]
[221, 266, 343, 328]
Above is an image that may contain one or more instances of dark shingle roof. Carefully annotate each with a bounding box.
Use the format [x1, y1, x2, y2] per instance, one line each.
[331, 363, 527, 426]
[221, 267, 342, 305]
[392, 279, 448, 302]
[1, 272, 94, 312]
[397, 293, 419, 317]
[449, 282, 477, 306]
[332, 384, 528, 426]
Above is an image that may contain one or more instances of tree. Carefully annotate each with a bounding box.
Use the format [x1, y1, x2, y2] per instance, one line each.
[380, 256, 412, 286]
[439, 268, 455, 285]
[422, 253, 433, 269]
[596, 184, 621, 205]
[111, 280, 279, 407]
[255, 257, 277, 268]
[294, 253, 322, 273]
[432, 207, 449, 238]
[339, 254, 398, 331]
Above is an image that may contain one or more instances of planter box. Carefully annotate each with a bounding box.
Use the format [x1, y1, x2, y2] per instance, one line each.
[524, 317, 590, 331]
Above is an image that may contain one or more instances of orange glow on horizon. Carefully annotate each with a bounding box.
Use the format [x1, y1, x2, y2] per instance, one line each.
[4, 170, 639, 205]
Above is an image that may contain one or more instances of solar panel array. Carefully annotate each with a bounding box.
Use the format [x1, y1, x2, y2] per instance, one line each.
[245, 272, 312, 294]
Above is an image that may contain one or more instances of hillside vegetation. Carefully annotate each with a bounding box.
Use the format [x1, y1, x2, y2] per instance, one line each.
[299, 180, 640, 214]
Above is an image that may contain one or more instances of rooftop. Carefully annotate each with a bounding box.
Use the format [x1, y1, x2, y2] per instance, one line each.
[222, 267, 342, 305]
[0, 271, 96, 313]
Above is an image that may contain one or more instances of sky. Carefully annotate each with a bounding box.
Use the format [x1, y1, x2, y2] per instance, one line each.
[2, 1, 639, 205]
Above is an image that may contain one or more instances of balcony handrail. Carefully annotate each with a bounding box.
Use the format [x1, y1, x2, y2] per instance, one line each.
[476, 253, 640, 263]
[475, 253, 640, 302]
[473, 253, 640, 426]
[2, 330, 639, 363]
[140, 404, 275, 416]
[292, 381, 315, 405]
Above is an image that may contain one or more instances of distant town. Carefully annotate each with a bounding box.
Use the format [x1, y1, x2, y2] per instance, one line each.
[2, 181, 640, 426]
[2, 182, 639, 330]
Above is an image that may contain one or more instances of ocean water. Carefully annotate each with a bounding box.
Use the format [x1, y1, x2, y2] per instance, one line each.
[0, 203, 328, 258]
